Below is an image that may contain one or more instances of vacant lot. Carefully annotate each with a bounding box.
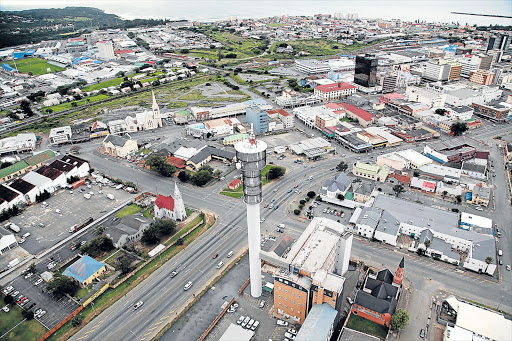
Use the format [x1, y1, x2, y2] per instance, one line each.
[7, 57, 65, 75]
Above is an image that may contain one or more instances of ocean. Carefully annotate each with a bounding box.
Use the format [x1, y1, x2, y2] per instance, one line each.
[2, 0, 511, 26]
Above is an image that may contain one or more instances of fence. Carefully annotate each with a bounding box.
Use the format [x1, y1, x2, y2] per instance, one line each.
[38, 306, 83, 341]
[197, 297, 235, 341]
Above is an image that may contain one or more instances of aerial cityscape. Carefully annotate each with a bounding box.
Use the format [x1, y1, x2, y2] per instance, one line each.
[0, 1, 511, 341]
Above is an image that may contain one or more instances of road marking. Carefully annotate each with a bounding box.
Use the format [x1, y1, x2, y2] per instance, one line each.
[148, 326, 159, 332]
[160, 315, 169, 321]
[154, 320, 164, 326]
[76, 336, 88, 341]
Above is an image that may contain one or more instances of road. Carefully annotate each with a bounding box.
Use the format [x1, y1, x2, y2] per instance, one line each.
[64, 117, 512, 340]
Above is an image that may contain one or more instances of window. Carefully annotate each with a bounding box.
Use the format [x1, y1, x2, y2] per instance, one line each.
[285, 298, 288, 301]
[284, 305, 287, 308]
[291, 292, 294, 296]
[278, 287, 281, 290]
[278, 295, 281, 298]
[298, 303, 301, 306]
[285, 290, 288, 293]
[291, 308, 294, 311]
[298, 295, 301, 298]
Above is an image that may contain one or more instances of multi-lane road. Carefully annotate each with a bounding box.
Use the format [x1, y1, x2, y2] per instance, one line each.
[63, 118, 512, 340]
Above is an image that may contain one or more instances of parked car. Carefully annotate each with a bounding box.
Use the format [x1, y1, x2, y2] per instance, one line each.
[420, 329, 426, 338]
[2, 306, 9, 313]
[34, 279, 43, 286]
[259, 300, 265, 308]
[241, 316, 250, 328]
[237, 315, 245, 325]
[277, 319, 288, 326]
[347, 297, 354, 305]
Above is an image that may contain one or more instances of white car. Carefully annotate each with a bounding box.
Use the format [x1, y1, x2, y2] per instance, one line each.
[2, 305, 9, 313]
[260, 218, 265, 223]
[34, 279, 43, 286]
[47, 262, 56, 270]
[475, 207, 483, 211]
[133, 301, 144, 310]
[37, 311, 46, 318]
[277, 319, 289, 326]
[24, 273, 33, 279]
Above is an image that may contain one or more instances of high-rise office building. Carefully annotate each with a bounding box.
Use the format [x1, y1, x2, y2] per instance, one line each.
[246, 105, 269, 134]
[354, 54, 378, 87]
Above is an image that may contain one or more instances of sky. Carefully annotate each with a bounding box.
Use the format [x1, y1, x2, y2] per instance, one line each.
[1, 0, 511, 26]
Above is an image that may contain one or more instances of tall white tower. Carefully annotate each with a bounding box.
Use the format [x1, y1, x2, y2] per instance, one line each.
[235, 126, 267, 298]
[173, 182, 187, 221]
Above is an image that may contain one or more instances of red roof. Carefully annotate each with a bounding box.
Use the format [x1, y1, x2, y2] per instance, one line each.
[267, 109, 291, 117]
[381, 92, 405, 101]
[339, 103, 375, 122]
[114, 49, 134, 55]
[389, 172, 411, 184]
[423, 181, 436, 189]
[155, 194, 174, 211]
[168, 156, 186, 169]
[315, 82, 356, 93]
[229, 179, 241, 187]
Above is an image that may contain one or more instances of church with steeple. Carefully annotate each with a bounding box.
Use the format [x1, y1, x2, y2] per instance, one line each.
[351, 258, 405, 327]
[135, 91, 162, 131]
[153, 183, 187, 221]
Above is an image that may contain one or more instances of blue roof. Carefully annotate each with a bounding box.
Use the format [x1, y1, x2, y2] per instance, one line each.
[62, 255, 105, 283]
[295, 304, 338, 341]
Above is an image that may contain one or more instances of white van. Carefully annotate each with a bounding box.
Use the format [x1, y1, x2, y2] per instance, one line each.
[277, 223, 285, 229]
[498, 249, 503, 256]
[184, 281, 193, 291]
[308, 176, 313, 180]
[227, 251, 234, 258]
[216, 262, 224, 269]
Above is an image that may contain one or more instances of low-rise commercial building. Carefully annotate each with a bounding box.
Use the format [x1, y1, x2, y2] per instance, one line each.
[62, 255, 107, 286]
[314, 82, 356, 102]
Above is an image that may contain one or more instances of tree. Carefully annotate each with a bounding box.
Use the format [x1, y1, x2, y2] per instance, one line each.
[435, 108, 447, 116]
[119, 257, 133, 274]
[485, 256, 493, 273]
[198, 165, 214, 174]
[225, 53, 237, 58]
[159, 163, 177, 177]
[293, 209, 301, 215]
[392, 184, 405, 197]
[46, 275, 79, 299]
[337, 194, 345, 201]
[307, 191, 316, 198]
[141, 227, 159, 245]
[115, 71, 125, 78]
[266, 166, 286, 180]
[442, 190, 448, 199]
[413, 170, 420, 177]
[390, 309, 409, 330]
[20, 100, 33, 116]
[299, 199, 306, 205]
[80, 236, 114, 258]
[4, 295, 14, 305]
[450, 122, 468, 136]
[22, 310, 35, 320]
[96, 226, 104, 235]
[46, 108, 53, 114]
[191, 170, 213, 186]
[176, 237, 184, 246]
[152, 219, 176, 237]
[455, 195, 462, 203]
[336, 161, 348, 172]
[178, 171, 190, 182]
[28, 263, 37, 274]
[71, 316, 83, 327]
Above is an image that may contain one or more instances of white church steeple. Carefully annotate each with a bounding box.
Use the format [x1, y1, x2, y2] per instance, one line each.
[174, 182, 187, 221]
[151, 91, 162, 127]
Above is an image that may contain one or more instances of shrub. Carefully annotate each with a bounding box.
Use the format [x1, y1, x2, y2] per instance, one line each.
[293, 209, 301, 215]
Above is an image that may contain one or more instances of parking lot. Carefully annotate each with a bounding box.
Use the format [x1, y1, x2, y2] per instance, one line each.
[4, 271, 80, 330]
[9, 182, 134, 255]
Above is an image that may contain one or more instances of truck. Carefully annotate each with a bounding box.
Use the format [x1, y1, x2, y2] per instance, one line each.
[7, 258, 20, 269]
[106, 194, 115, 200]
[71, 179, 86, 189]
[68, 217, 94, 233]
[84, 193, 91, 200]
[5, 222, 20, 233]
[115, 184, 123, 190]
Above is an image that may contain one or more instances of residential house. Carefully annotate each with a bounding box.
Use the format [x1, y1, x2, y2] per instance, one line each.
[106, 213, 153, 248]
[471, 185, 490, 207]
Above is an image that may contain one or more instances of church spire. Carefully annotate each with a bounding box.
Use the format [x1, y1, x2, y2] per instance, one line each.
[151, 91, 162, 127]
[173, 182, 187, 221]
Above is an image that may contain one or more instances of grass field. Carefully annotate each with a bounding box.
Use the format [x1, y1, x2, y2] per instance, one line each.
[115, 204, 142, 218]
[346, 315, 389, 340]
[220, 186, 244, 199]
[181, 26, 266, 60]
[179, 90, 204, 101]
[270, 38, 387, 57]
[7, 57, 65, 75]
[0, 295, 47, 341]
[45, 94, 108, 113]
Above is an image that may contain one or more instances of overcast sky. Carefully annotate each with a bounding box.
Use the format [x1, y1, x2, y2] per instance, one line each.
[1, 0, 511, 26]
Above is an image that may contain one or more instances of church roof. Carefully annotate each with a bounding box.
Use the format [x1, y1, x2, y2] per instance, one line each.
[155, 194, 174, 211]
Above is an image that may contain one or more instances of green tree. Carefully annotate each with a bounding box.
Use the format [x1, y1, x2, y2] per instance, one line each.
[152, 219, 176, 237]
[198, 165, 214, 174]
[456, 195, 462, 203]
[191, 170, 213, 186]
[307, 191, 316, 198]
[28, 263, 37, 274]
[424, 239, 431, 251]
[450, 122, 468, 136]
[176, 237, 184, 246]
[435, 108, 447, 116]
[119, 257, 133, 274]
[20, 100, 33, 116]
[442, 190, 448, 199]
[71, 315, 83, 327]
[485, 256, 493, 273]
[22, 310, 35, 320]
[46, 275, 79, 299]
[96, 226, 104, 235]
[337, 194, 345, 201]
[336, 161, 348, 172]
[392, 184, 405, 197]
[293, 209, 301, 215]
[159, 163, 177, 177]
[178, 171, 190, 182]
[4, 295, 14, 304]
[267, 166, 286, 180]
[390, 309, 409, 330]
[80, 236, 114, 258]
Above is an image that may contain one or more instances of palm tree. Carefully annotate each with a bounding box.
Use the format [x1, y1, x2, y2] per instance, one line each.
[484, 257, 493, 273]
